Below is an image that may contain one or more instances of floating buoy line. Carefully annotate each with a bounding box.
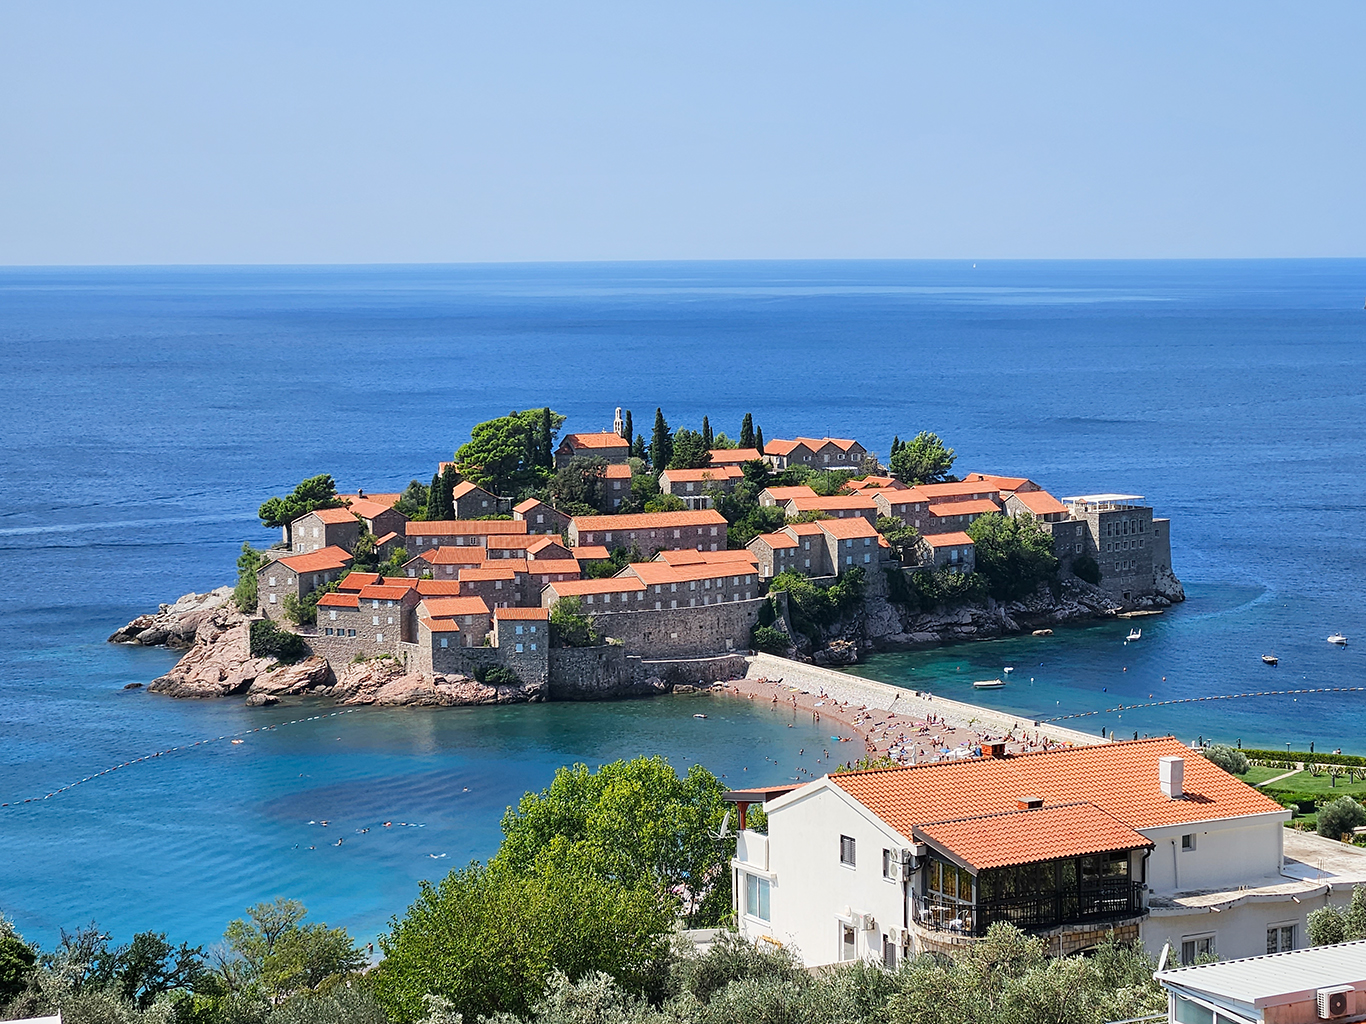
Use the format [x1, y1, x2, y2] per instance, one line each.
[1, 708, 364, 810]
[1038, 686, 1366, 723]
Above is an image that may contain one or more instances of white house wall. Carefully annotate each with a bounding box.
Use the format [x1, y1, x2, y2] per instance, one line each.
[1141, 814, 1286, 892]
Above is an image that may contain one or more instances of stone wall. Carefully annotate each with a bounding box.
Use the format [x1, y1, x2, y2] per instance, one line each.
[549, 646, 636, 699]
[589, 596, 767, 658]
[427, 640, 550, 689]
[631, 653, 749, 686]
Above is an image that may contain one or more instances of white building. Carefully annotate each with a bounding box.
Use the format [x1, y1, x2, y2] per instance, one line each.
[727, 737, 1366, 968]
[1155, 938, 1366, 1024]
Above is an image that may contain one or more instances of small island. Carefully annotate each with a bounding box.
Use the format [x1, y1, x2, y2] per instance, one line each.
[115, 407, 1184, 709]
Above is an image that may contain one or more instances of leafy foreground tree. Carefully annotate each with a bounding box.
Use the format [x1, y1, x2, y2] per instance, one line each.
[456, 410, 566, 498]
[1203, 744, 1250, 775]
[548, 596, 602, 647]
[234, 544, 267, 613]
[967, 512, 1060, 602]
[373, 857, 674, 1023]
[889, 431, 956, 485]
[1308, 883, 1366, 945]
[258, 475, 347, 549]
[496, 757, 734, 928]
[1316, 796, 1366, 840]
[214, 898, 365, 1005]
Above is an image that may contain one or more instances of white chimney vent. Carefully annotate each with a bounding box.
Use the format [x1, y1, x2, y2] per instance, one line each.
[1160, 756, 1185, 799]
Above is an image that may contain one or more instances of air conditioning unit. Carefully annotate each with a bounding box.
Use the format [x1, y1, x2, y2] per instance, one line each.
[899, 929, 911, 948]
[858, 913, 877, 931]
[1318, 985, 1354, 1019]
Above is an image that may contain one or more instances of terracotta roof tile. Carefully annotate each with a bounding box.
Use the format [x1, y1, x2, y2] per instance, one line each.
[816, 517, 880, 539]
[357, 584, 415, 600]
[336, 572, 381, 591]
[414, 580, 464, 595]
[274, 546, 353, 573]
[1011, 490, 1070, 516]
[829, 738, 1286, 839]
[917, 482, 1002, 501]
[317, 592, 360, 608]
[660, 466, 744, 483]
[654, 548, 758, 566]
[571, 510, 726, 531]
[348, 498, 402, 520]
[418, 596, 491, 617]
[920, 531, 974, 547]
[406, 520, 527, 537]
[420, 617, 462, 633]
[627, 561, 756, 586]
[514, 498, 543, 513]
[571, 545, 611, 561]
[762, 486, 819, 501]
[373, 531, 401, 546]
[305, 507, 359, 525]
[708, 448, 762, 464]
[849, 476, 906, 491]
[449, 481, 491, 499]
[916, 802, 1153, 870]
[495, 607, 551, 620]
[458, 567, 518, 581]
[787, 494, 877, 512]
[487, 535, 545, 550]
[546, 578, 647, 596]
[928, 499, 1001, 517]
[562, 431, 630, 450]
[524, 559, 582, 576]
[752, 531, 798, 549]
[603, 463, 633, 479]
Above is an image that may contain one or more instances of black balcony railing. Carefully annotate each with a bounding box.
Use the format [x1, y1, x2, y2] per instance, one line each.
[913, 879, 1145, 938]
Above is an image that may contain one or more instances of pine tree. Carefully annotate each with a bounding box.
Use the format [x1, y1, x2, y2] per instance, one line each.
[702, 416, 713, 449]
[633, 433, 647, 459]
[650, 408, 672, 470]
[755, 426, 765, 455]
[622, 409, 633, 443]
[539, 407, 554, 469]
[739, 413, 755, 450]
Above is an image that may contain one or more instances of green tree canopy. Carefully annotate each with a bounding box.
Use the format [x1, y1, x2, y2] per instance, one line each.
[649, 409, 671, 470]
[258, 475, 346, 546]
[644, 493, 687, 513]
[549, 597, 601, 648]
[1317, 796, 1366, 840]
[550, 457, 608, 514]
[701, 416, 712, 448]
[215, 899, 363, 1003]
[456, 410, 565, 497]
[967, 512, 1060, 601]
[739, 413, 754, 449]
[875, 516, 919, 562]
[233, 543, 266, 613]
[889, 431, 956, 484]
[394, 479, 429, 520]
[1308, 883, 1366, 945]
[495, 757, 733, 927]
[1203, 744, 1250, 775]
[373, 857, 673, 1023]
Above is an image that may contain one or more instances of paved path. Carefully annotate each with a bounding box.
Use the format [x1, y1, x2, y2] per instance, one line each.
[1255, 768, 1302, 787]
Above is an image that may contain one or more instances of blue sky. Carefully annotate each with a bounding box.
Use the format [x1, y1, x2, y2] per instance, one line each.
[1, 2, 1362, 264]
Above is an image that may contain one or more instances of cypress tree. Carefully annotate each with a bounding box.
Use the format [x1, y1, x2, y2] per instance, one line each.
[702, 416, 713, 449]
[439, 464, 460, 517]
[633, 433, 647, 459]
[622, 409, 633, 443]
[755, 426, 765, 455]
[539, 407, 554, 469]
[428, 472, 442, 520]
[650, 408, 672, 470]
[739, 413, 754, 450]
[892, 435, 902, 457]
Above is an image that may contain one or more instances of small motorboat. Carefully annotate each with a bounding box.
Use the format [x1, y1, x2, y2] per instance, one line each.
[1126, 628, 1142, 642]
[1261, 654, 1278, 665]
[1328, 634, 1348, 646]
[1003, 666, 1014, 674]
[973, 679, 1006, 690]
[693, 713, 708, 719]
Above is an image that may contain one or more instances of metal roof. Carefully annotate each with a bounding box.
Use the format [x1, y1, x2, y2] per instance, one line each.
[1155, 939, 1366, 1010]
[1060, 493, 1145, 503]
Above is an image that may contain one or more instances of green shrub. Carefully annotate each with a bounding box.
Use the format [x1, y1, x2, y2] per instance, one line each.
[968, 511, 1061, 601]
[1203, 744, 1250, 775]
[750, 625, 789, 654]
[1072, 554, 1102, 585]
[756, 597, 777, 627]
[249, 619, 307, 662]
[908, 568, 989, 608]
[1317, 796, 1366, 839]
[549, 597, 601, 648]
[473, 664, 521, 687]
[233, 544, 265, 613]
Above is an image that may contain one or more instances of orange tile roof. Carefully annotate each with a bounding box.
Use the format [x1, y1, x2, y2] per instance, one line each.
[513, 498, 544, 514]
[562, 431, 630, 450]
[661, 465, 743, 483]
[1010, 490, 1070, 516]
[928, 499, 1001, 517]
[406, 520, 528, 537]
[419, 617, 462, 633]
[762, 485, 819, 501]
[358, 584, 415, 600]
[571, 509, 726, 531]
[380, 576, 419, 588]
[317, 592, 360, 608]
[963, 473, 1036, 492]
[786, 522, 826, 536]
[920, 531, 974, 547]
[917, 482, 1002, 501]
[526, 536, 567, 554]
[571, 545, 611, 561]
[459, 567, 518, 581]
[373, 531, 401, 546]
[627, 561, 756, 586]
[336, 572, 381, 591]
[603, 463, 633, 479]
[482, 557, 529, 572]
[339, 492, 401, 507]
[752, 531, 798, 549]
[849, 476, 906, 491]
[495, 606, 551, 620]
[546, 578, 647, 596]
[418, 596, 491, 617]
[917, 803, 1153, 871]
[709, 447, 762, 464]
[487, 535, 544, 550]
[306, 506, 359, 525]
[414, 580, 464, 595]
[816, 517, 880, 540]
[525, 560, 582, 578]
[348, 498, 401, 520]
[829, 738, 1286, 839]
[655, 548, 758, 566]
[275, 546, 353, 573]
[767, 436, 862, 454]
[450, 481, 491, 500]
[788, 495, 878, 512]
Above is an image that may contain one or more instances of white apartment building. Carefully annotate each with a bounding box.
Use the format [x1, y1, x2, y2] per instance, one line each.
[728, 738, 1366, 968]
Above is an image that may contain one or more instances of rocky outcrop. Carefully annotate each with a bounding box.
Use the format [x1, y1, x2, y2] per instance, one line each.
[1154, 565, 1186, 603]
[325, 658, 546, 706]
[147, 607, 331, 699]
[109, 587, 236, 648]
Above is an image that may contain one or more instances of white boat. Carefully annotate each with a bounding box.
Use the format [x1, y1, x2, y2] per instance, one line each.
[1126, 628, 1142, 642]
[973, 679, 1006, 690]
[1328, 634, 1348, 646]
[1003, 666, 1014, 674]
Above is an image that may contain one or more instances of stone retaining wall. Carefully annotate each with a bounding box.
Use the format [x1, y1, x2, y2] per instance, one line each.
[742, 653, 1101, 747]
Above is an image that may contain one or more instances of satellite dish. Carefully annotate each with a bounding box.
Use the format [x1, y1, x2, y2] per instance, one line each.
[708, 809, 733, 841]
[1157, 942, 1171, 972]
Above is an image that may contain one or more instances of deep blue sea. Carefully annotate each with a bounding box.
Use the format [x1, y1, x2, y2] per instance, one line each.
[2, 260, 1364, 949]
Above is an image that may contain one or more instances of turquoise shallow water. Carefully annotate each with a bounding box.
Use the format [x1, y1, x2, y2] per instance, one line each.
[1, 259, 1364, 946]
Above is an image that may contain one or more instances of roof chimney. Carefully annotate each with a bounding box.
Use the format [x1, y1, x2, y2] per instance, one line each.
[985, 742, 1008, 759]
[1017, 796, 1043, 810]
[1159, 755, 1184, 799]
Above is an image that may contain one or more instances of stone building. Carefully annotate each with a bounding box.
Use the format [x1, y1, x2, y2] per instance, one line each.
[525, 536, 573, 561]
[512, 498, 571, 536]
[568, 509, 728, 554]
[659, 465, 744, 509]
[450, 481, 510, 519]
[816, 516, 885, 571]
[759, 485, 818, 507]
[415, 595, 493, 646]
[603, 463, 633, 509]
[914, 531, 976, 573]
[922, 499, 999, 535]
[748, 522, 831, 578]
[345, 497, 409, 540]
[401, 546, 484, 578]
[873, 486, 930, 530]
[555, 431, 631, 468]
[457, 565, 523, 609]
[762, 437, 868, 471]
[523, 558, 582, 594]
[290, 507, 360, 554]
[493, 606, 550, 653]
[405, 519, 528, 550]
[485, 534, 565, 560]
[257, 546, 353, 620]
[315, 582, 420, 653]
[1062, 494, 1157, 602]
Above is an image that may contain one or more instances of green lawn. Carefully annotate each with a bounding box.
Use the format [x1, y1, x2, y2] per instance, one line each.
[1260, 770, 1366, 798]
[1240, 765, 1288, 785]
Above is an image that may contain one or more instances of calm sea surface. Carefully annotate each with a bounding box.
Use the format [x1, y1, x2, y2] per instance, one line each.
[1, 260, 1364, 947]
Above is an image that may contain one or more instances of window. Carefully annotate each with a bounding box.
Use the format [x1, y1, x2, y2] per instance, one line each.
[376, 633, 384, 642]
[347, 629, 355, 637]
[440, 637, 449, 648]
[840, 835, 856, 866]
[745, 873, 771, 921]
[515, 624, 524, 634]
[882, 934, 897, 970]
[515, 643, 524, 653]
[268, 576, 277, 586]
[530, 643, 537, 651]
[1266, 924, 1295, 953]
[1182, 834, 1196, 852]
[269, 594, 277, 604]
[387, 616, 394, 625]
[372, 616, 380, 626]
[840, 923, 856, 961]
[1180, 934, 1215, 965]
